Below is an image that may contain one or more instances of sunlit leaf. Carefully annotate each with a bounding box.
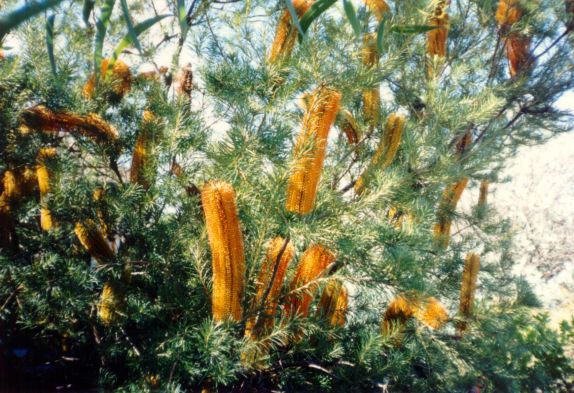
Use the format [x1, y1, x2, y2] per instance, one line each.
[0, 0, 64, 40]
[343, 0, 360, 38]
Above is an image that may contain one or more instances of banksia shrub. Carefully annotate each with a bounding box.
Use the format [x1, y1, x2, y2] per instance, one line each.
[201, 181, 246, 322]
[245, 237, 294, 339]
[19, 106, 119, 145]
[427, 1, 449, 58]
[285, 244, 335, 318]
[364, 0, 390, 22]
[98, 281, 126, 325]
[361, 33, 381, 130]
[433, 177, 469, 248]
[130, 110, 158, 190]
[337, 110, 360, 145]
[285, 86, 342, 214]
[83, 58, 132, 100]
[267, 0, 314, 64]
[74, 219, 115, 264]
[355, 113, 405, 194]
[458, 253, 480, 334]
[36, 147, 57, 231]
[317, 280, 348, 327]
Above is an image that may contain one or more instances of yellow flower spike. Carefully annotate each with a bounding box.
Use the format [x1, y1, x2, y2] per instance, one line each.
[74, 219, 115, 264]
[317, 280, 348, 327]
[285, 244, 335, 318]
[361, 33, 381, 130]
[381, 295, 416, 337]
[19, 106, 119, 145]
[98, 280, 126, 326]
[355, 113, 405, 195]
[268, 0, 315, 64]
[246, 237, 294, 339]
[130, 110, 157, 190]
[458, 253, 480, 335]
[286, 86, 342, 214]
[83, 58, 132, 100]
[382, 294, 448, 338]
[364, 0, 390, 22]
[37, 147, 57, 231]
[201, 181, 246, 322]
[433, 177, 469, 248]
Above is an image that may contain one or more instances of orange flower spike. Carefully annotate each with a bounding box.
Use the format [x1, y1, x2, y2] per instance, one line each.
[361, 33, 381, 130]
[433, 177, 469, 248]
[427, 2, 449, 58]
[458, 253, 480, 334]
[268, 0, 315, 64]
[245, 237, 295, 338]
[201, 181, 246, 322]
[364, 0, 390, 22]
[74, 220, 115, 264]
[317, 281, 348, 327]
[355, 113, 405, 194]
[2, 170, 19, 200]
[414, 297, 449, 329]
[285, 244, 335, 318]
[37, 147, 57, 231]
[83, 58, 132, 100]
[130, 110, 157, 190]
[495, 0, 522, 27]
[381, 296, 416, 336]
[286, 86, 342, 214]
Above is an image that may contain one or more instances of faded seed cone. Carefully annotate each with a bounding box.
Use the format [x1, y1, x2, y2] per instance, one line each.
[201, 181, 245, 322]
[83, 58, 132, 100]
[285, 244, 335, 318]
[458, 253, 480, 334]
[245, 237, 295, 339]
[19, 106, 119, 145]
[130, 110, 158, 190]
[478, 180, 489, 207]
[427, 2, 449, 58]
[433, 177, 469, 248]
[355, 113, 405, 194]
[285, 86, 342, 214]
[74, 219, 115, 264]
[362, 33, 381, 130]
[364, 0, 390, 22]
[37, 147, 57, 231]
[268, 0, 315, 64]
[317, 280, 348, 327]
[98, 280, 126, 325]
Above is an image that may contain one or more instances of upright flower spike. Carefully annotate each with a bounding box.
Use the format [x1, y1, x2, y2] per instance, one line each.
[19, 106, 119, 145]
[74, 219, 115, 264]
[337, 110, 360, 145]
[427, 1, 449, 58]
[93, 187, 110, 239]
[268, 0, 315, 64]
[495, 0, 522, 27]
[478, 180, 489, 207]
[245, 237, 294, 339]
[355, 113, 405, 194]
[37, 147, 57, 231]
[130, 110, 158, 190]
[317, 280, 348, 327]
[2, 168, 37, 202]
[495, 0, 531, 77]
[361, 33, 381, 130]
[458, 253, 480, 334]
[98, 280, 126, 325]
[177, 63, 194, 98]
[201, 181, 246, 322]
[285, 244, 335, 318]
[83, 58, 132, 100]
[433, 177, 469, 248]
[285, 86, 342, 214]
[364, 0, 390, 22]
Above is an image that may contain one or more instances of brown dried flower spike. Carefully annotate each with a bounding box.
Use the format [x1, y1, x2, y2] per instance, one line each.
[286, 86, 342, 214]
[427, 1, 449, 58]
[201, 181, 246, 322]
[433, 177, 469, 248]
[458, 253, 480, 334]
[268, 0, 315, 64]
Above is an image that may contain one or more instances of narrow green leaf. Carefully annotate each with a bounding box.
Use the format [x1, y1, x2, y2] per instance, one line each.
[285, 0, 304, 37]
[120, 0, 142, 53]
[0, 0, 64, 41]
[82, 0, 95, 26]
[343, 0, 360, 38]
[376, 18, 385, 53]
[94, 0, 116, 75]
[177, 0, 189, 42]
[106, 14, 170, 75]
[46, 14, 57, 76]
[390, 24, 439, 34]
[298, 0, 337, 40]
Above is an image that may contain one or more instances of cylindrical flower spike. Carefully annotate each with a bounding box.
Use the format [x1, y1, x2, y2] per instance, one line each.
[245, 237, 295, 339]
[433, 177, 469, 248]
[355, 113, 405, 194]
[381, 295, 415, 336]
[285, 244, 335, 318]
[201, 181, 246, 322]
[74, 219, 115, 264]
[286, 86, 342, 214]
[93, 187, 110, 239]
[382, 294, 448, 336]
[268, 0, 315, 64]
[427, 2, 449, 58]
[37, 147, 57, 231]
[413, 297, 449, 329]
[364, 0, 390, 22]
[19, 106, 119, 145]
[317, 280, 348, 327]
[361, 33, 381, 130]
[177, 63, 193, 98]
[458, 253, 480, 334]
[98, 280, 126, 325]
[2, 168, 37, 202]
[83, 58, 132, 100]
[478, 180, 489, 207]
[495, 0, 522, 27]
[337, 110, 360, 145]
[130, 110, 158, 190]
[455, 130, 472, 157]
[506, 33, 531, 77]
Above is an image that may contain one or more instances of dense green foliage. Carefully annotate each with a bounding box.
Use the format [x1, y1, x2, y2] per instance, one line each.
[1, 0, 573, 391]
